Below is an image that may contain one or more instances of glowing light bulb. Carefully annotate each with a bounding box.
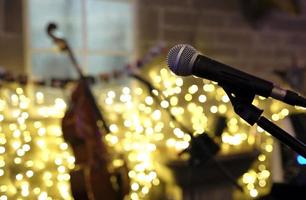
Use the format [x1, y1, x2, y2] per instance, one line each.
[175, 78, 183, 86]
[131, 192, 139, 200]
[16, 149, 25, 156]
[0, 160, 5, 167]
[0, 147, 5, 154]
[0, 195, 7, 200]
[107, 91, 116, 98]
[131, 183, 139, 191]
[210, 106, 218, 113]
[38, 192, 48, 200]
[184, 94, 192, 101]
[161, 100, 169, 108]
[198, 95, 207, 103]
[218, 104, 227, 114]
[11, 94, 19, 106]
[26, 170, 34, 178]
[122, 87, 131, 94]
[265, 144, 273, 152]
[145, 96, 154, 105]
[0, 186, 7, 192]
[142, 186, 149, 194]
[152, 110, 161, 120]
[281, 108, 289, 116]
[105, 98, 113, 105]
[135, 88, 143, 95]
[272, 114, 279, 121]
[153, 179, 160, 186]
[36, 92, 44, 104]
[0, 169, 4, 176]
[188, 85, 198, 94]
[109, 124, 119, 133]
[16, 173, 23, 181]
[258, 154, 266, 162]
[170, 96, 178, 106]
[38, 127, 46, 136]
[259, 180, 266, 187]
[250, 189, 258, 198]
[203, 84, 215, 92]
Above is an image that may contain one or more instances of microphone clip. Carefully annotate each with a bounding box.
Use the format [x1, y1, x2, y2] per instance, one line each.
[220, 84, 306, 158]
[221, 85, 263, 125]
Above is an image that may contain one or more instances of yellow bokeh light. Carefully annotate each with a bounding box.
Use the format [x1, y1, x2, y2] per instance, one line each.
[250, 189, 258, 198]
[184, 94, 192, 101]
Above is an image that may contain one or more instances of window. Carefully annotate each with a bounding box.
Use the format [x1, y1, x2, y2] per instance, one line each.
[26, 0, 134, 79]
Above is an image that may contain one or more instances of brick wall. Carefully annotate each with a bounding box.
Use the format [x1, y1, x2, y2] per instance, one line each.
[0, 0, 24, 73]
[136, 0, 306, 81]
[0, 0, 3, 31]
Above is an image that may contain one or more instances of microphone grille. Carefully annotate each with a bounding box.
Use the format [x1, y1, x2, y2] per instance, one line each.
[167, 44, 198, 76]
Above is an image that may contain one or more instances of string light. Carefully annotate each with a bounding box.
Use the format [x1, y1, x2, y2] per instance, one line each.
[0, 58, 297, 200]
[0, 83, 74, 199]
[144, 62, 295, 199]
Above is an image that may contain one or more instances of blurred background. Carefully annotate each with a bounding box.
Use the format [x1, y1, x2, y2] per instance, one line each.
[0, 0, 306, 199]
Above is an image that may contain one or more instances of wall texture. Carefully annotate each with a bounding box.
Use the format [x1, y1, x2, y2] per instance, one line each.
[0, 0, 306, 80]
[136, 0, 306, 82]
[0, 0, 24, 73]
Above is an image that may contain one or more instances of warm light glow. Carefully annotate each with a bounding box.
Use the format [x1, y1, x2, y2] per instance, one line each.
[198, 95, 207, 103]
[250, 189, 258, 197]
[0, 84, 75, 199]
[0, 61, 293, 200]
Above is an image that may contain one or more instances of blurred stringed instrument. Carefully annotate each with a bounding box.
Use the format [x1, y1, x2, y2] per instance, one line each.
[47, 23, 130, 200]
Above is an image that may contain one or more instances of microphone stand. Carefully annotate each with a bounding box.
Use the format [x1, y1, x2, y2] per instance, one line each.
[130, 74, 244, 194]
[221, 84, 306, 158]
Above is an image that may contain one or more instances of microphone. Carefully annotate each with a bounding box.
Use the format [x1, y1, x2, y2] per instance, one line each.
[167, 44, 306, 107]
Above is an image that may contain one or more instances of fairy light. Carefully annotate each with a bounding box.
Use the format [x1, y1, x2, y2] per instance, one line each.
[175, 78, 183, 86]
[210, 105, 218, 113]
[184, 94, 192, 101]
[265, 144, 273, 152]
[198, 95, 207, 103]
[35, 92, 44, 104]
[145, 96, 154, 105]
[105, 98, 113, 105]
[0, 195, 7, 200]
[0, 84, 74, 200]
[149, 65, 295, 199]
[109, 124, 119, 133]
[0, 58, 296, 200]
[188, 85, 198, 94]
[218, 104, 227, 114]
[160, 100, 169, 108]
[0, 169, 4, 176]
[250, 189, 258, 197]
[170, 96, 178, 106]
[107, 91, 116, 98]
[203, 84, 215, 92]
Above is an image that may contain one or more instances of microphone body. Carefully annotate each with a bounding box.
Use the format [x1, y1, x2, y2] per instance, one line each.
[167, 44, 306, 107]
[192, 54, 273, 98]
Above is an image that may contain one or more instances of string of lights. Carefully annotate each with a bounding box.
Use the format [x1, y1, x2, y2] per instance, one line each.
[0, 51, 304, 199]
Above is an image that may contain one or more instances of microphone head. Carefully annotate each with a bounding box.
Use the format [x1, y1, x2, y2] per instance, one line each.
[167, 44, 198, 76]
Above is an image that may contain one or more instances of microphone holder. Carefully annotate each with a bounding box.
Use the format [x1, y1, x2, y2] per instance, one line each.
[221, 85, 306, 158]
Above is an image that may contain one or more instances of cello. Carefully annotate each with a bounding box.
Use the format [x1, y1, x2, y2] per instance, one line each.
[47, 23, 130, 200]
